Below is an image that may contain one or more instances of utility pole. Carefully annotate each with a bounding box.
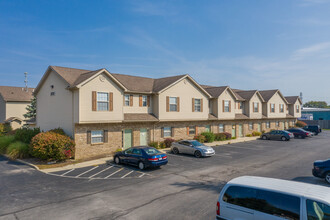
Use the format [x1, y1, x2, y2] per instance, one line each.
[24, 72, 28, 92]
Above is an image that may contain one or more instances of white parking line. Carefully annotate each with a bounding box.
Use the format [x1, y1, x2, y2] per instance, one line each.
[88, 166, 113, 178]
[218, 145, 261, 150]
[105, 168, 123, 179]
[139, 173, 145, 178]
[61, 169, 75, 176]
[75, 166, 99, 178]
[121, 170, 134, 179]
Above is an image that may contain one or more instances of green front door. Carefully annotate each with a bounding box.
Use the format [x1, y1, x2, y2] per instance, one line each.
[205, 125, 211, 132]
[140, 128, 148, 146]
[238, 124, 243, 137]
[124, 129, 132, 149]
[257, 123, 261, 132]
[232, 125, 236, 138]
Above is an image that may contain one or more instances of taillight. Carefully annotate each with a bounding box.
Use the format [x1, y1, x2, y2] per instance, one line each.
[162, 156, 167, 160]
[314, 166, 320, 171]
[148, 158, 158, 161]
[216, 201, 220, 215]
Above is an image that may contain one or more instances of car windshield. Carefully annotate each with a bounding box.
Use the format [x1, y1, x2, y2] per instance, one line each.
[190, 140, 203, 147]
[144, 148, 161, 155]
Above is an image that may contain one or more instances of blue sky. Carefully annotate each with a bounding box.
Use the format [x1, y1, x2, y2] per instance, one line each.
[1, 0, 330, 103]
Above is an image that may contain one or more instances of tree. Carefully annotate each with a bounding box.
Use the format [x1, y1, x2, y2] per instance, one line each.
[24, 96, 36, 119]
[303, 101, 328, 108]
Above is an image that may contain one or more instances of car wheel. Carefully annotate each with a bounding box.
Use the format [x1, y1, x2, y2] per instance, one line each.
[262, 135, 267, 140]
[172, 147, 179, 154]
[138, 161, 145, 170]
[325, 173, 330, 184]
[114, 156, 121, 164]
[194, 150, 202, 158]
[281, 136, 287, 141]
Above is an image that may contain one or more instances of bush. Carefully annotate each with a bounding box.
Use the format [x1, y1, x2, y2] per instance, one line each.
[115, 148, 122, 152]
[262, 130, 266, 134]
[252, 131, 262, 136]
[30, 132, 75, 161]
[49, 128, 66, 135]
[231, 137, 237, 139]
[148, 142, 159, 149]
[246, 134, 252, 137]
[223, 132, 232, 140]
[0, 123, 12, 135]
[194, 134, 206, 143]
[15, 127, 40, 144]
[295, 121, 307, 128]
[164, 138, 175, 148]
[201, 132, 215, 143]
[6, 141, 29, 159]
[0, 135, 15, 154]
[159, 142, 166, 149]
[214, 133, 227, 141]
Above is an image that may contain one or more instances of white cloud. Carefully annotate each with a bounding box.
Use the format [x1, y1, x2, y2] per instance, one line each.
[291, 42, 330, 60]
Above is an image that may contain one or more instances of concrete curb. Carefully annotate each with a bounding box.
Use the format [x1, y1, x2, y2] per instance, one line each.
[1, 154, 40, 171]
[204, 137, 259, 147]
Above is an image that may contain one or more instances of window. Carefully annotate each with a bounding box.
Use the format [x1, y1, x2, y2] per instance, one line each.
[219, 124, 224, 132]
[307, 199, 330, 220]
[266, 121, 270, 128]
[169, 97, 177, 111]
[91, 130, 104, 143]
[271, 103, 275, 113]
[50, 92, 55, 96]
[255, 189, 300, 220]
[238, 102, 243, 109]
[223, 186, 257, 210]
[280, 104, 284, 113]
[194, 99, 201, 112]
[163, 127, 172, 137]
[144, 148, 160, 155]
[189, 126, 196, 135]
[254, 102, 259, 112]
[296, 105, 300, 113]
[249, 122, 253, 130]
[224, 100, 230, 112]
[97, 92, 109, 111]
[132, 149, 142, 155]
[205, 125, 211, 132]
[142, 95, 147, 107]
[124, 95, 130, 106]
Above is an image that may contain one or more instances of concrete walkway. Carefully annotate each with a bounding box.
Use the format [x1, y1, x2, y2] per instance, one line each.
[204, 136, 259, 146]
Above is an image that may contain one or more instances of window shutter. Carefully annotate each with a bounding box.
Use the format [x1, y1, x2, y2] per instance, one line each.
[270, 103, 271, 112]
[186, 126, 189, 135]
[229, 101, 231, 112]
[139, 95, 142, 107]
[87, 130, 91, 144]
[92, 91, 97, 111]
[195, 126, 198, 135]
[222, 100, 225, 112]
[161, 127, 164, 138]
[109, 93, 113, 111]
[104, 130, 108, 143]
[279, 104, 281, 112]
[130, 95, 133, 106]
[257, 103, 259, 112]
[147, 96, 150, 107]
[166, 96, 169, 112]
[192, 98, 195, 112]
[123, 95, 125, 105]
[201, 99, 203, 112]
[171, 127, 175, 137]
[177, 97, 180, 112]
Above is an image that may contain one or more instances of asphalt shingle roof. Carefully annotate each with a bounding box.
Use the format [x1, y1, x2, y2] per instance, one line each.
[0, 86, 34, 102]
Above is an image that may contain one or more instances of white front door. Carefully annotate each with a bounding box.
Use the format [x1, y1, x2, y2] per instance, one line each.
[140, 128, 148, 146]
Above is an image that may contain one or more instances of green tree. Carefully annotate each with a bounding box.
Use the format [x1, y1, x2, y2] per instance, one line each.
[303, 101, 328, 108]
[24, 96, 36, 119]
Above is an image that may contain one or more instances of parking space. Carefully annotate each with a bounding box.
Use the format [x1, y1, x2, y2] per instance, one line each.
[48, 163, 152, 180]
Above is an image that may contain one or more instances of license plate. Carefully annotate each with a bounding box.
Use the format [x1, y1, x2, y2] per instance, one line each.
[158, 158, 162, 160]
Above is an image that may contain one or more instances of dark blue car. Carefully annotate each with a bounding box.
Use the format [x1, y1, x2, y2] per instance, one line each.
[114, 146, 168, 170]
[313, 159, 330, 184]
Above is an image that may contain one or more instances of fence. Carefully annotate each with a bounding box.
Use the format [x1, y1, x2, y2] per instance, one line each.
[301, 120, 330, 129]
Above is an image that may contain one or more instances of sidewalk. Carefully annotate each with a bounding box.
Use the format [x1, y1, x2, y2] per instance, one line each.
[203, 136, 259, 147]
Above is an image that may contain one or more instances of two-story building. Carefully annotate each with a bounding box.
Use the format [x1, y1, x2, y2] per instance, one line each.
[35, 66, 301, 159]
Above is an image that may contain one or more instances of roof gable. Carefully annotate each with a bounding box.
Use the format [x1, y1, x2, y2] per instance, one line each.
[260, 89, 288, 104]
[204, 86, 239, 100]
[285, 96, 302, 105]
[0, 86, 34, 102]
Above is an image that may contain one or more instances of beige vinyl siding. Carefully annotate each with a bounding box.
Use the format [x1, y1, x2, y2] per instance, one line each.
[123, 94, 153, 114]
[234, 101, 244, 114]
[288, 99, 301, 118]
[158, 78, 209, 121]
[0, 95, 6, 123]
[217, 88, 235, 119]
[249, 93, 263, 119]
[79, 72, 124, 123]
[6, 101, 30, 121]
[36, 70, 74, 136]
[263, 92, 287, 118]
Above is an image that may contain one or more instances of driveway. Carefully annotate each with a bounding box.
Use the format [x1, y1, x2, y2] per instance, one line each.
[0, 131, 329, 220]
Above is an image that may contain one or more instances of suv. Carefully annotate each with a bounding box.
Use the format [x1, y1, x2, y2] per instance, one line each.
[216, 176, 330, 220]
[303, 125, 322, 135]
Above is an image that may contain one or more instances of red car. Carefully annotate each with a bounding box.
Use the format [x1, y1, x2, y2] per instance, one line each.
[286, 128, 312, 138]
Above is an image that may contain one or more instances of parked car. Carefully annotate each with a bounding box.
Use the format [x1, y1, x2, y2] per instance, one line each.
[261, 130, 294, 141]
[171, 140, 215, 158]
[216, 176, 330, 220]
[313, 159, 330, 184]
[286, 128, 312, 138]
[303, 125, 322, 135]
[114, 146, 168, 170]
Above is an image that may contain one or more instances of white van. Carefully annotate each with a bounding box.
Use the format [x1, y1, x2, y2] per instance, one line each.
[216, 176, 330, 220]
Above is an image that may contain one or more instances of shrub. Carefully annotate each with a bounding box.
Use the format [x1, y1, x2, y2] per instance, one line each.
[0, 123, 12, 135]
[194, 134, 206, 143]
[148, 142, 159, 149]
[214, 133, 227, 141]
[49, 128, 66, 135]
[262, 130, 266, 134]
[164, 138, 175, 148]
[115, 148, 122, 152]
[6, 141, 29, 159]
[15, 127, 40, 144]
[30, 132, 75, 161]
[0, 135, 15, 154]
[231, 136, 237, 139]
[246, 134, 252, 137]
[252, 131, 262, 136]
[159, 142, 166, 149]
[201, 132, 215, 143]
[223, 132, 232, 140]
[295, 121, 307, 128]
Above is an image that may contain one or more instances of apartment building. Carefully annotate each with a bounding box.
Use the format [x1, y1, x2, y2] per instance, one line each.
[35, 66, 301, 159]
[0, 86, 34, 129]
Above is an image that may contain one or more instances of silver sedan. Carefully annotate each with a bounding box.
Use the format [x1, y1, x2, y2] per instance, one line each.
[171, 140, 215, 158]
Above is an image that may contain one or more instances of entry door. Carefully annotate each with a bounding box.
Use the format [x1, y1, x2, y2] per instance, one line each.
[232, 125, 236, 138]
[238, 124, 243, 137]
[124, 129, 133, 149]
[257, 123, 261, 132]
[140, 128, 148, 146]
